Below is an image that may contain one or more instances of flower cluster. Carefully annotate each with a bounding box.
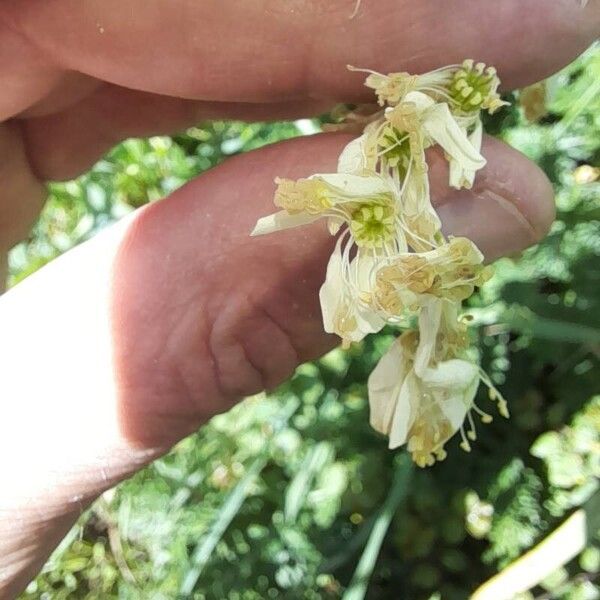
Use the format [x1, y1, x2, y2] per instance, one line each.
[252, 60, 509, 467]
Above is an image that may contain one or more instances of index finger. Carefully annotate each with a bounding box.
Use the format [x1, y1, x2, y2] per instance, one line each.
[4, 0, 599, 102]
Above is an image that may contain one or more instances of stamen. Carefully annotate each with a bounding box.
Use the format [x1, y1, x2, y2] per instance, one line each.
[472, 404, 493, 424]
[458, 425, 471, 452]
[467, 412, 477, 441]
[447, 59, 504, 115]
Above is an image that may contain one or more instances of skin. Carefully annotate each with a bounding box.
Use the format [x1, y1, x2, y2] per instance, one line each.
[0, 0, 598, 597]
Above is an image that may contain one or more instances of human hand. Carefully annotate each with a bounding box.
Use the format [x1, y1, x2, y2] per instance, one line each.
[0, 1, 598, 596]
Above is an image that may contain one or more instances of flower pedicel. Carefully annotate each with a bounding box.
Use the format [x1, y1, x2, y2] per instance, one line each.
[251, 60, 509, 467]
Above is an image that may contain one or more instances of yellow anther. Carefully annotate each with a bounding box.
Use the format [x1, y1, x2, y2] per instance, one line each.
[498, 400, 510, 419]
[469, 92, 483, 106]
[460, 86, 474, 98]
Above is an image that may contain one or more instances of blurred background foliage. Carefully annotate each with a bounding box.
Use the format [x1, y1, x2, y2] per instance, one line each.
[15, 46, 599, 600]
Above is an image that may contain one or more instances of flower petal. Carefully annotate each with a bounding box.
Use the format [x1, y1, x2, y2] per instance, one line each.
[368, 337, 412, 440]
[423, 358, 479, 390]
[251, 210, 319, 236]
[314, 173, 392, 198]
[337, 134, 369, 174]
[403, 90, 436, 111]
[449, 120, 483, 189]
[352, 251, 377, 292]
[423, 103, 486, 174]
[319, 245, 384, 344]
[319, 242, 344, 334]
[422, 359, 480, 429]
[388, 372, 419, 449]
[413, 297, 443, 377]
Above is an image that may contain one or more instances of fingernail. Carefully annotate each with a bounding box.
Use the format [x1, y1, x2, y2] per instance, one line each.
[437, 188, 541, 261]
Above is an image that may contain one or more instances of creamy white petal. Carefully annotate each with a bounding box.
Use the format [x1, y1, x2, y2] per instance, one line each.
[355, 310, 386, 339]
[439, 394, 470, 432]
[388, 372, 419, 449]
[319, 247, 384, 343]
[403, 170, 441, 232]
[352, 251, 378, 292]
[368, 337, 407, 435]
[251, 211, 319, 236]
[313, 173, 392, 198]
[327, 216, 344, 235]
[337, 134, 369, 174]
[351, 253, 386, 331]
[319, 243, 344, 334]
[423, 103, 486, 173]
[403, 91, 436, 111]
[449, 120, 483, 189]
[413, 298, 444, 377]
[423, 358, 479, 389]
[422, 359, 480, 429]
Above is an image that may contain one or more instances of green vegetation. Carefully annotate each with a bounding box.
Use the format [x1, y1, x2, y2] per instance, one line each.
[16, 47, 600, 599]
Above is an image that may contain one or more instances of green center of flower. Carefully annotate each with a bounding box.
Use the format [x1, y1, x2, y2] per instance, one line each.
[448, 61, 496, 114]
[379, 127, 411, 172]
[350, 202, 396, 248]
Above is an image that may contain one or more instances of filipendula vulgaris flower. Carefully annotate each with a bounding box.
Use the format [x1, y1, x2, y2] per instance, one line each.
[251, 173, 407, 347]
[338, 90, 487, 191]
[349, 60, 506, 115]
[373, 236, 495, 317]
[368, 299, 508, 467]
[342, 60, 507, 189]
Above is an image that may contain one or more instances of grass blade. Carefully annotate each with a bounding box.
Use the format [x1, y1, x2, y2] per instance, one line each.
[179, 397, 300, 596]
[342, 454, 413, 600]
[179, 454, 268, 596]
[284, 441, 333, 524]
[504, 306, 600, 345]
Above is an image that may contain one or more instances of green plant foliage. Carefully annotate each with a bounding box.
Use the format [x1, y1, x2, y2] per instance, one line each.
[17, 47, 600, 600]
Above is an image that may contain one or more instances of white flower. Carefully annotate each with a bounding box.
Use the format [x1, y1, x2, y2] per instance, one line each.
[368, 297, 510, 466]
[252, 173, 403, 247]
[349, 60, 507, 115]
[252, 173, 407, 346]
[368, 332, 482, 467]
[389, 91, 487, 187]
[348, 64, 456, 107]
[338, 91, 486, 192]
[373, 237, 493, 318]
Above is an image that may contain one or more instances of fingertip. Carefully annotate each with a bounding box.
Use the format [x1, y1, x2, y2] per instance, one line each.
[476, 136, 556, 241]
[429, 135, 555, 260]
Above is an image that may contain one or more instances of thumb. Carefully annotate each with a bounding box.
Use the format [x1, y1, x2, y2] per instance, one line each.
[1, 132, 553, 454]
